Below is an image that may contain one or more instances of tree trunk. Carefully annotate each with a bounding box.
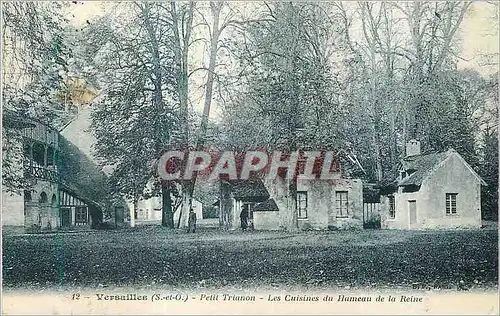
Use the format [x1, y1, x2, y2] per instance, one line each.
[132, 195, 139, 227]
[285, 3, 299, 232]
[161, 185, 174, 228]
[197, 2, 222, 149]
[130, 195, 138, 228]
[180, 2, 223, 229]
[178, 181, 193, 228]
[287, 179, 298, 231]
[171, 1, 195, 228]
[141, 2, 172, 227]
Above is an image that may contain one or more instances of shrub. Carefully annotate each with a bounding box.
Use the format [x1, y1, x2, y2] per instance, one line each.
[96, 222, 115, 230]
[363, 217, 381, 229]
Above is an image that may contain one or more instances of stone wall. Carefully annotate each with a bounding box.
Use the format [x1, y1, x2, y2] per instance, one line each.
[24, 180, 59, 232]
[2, 190, 24, 227]
[24, 204, 59, 233]
[264, 177, 363, 231]
[253, 210, 280, 230]
[324, 179, 363, 230]
[381, 153, 482, 230]
[420, 153, 482, 229]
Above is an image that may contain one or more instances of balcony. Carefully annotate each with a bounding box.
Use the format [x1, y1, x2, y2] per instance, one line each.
[23, 163, 58, 182]
[20, 119, 59, 149]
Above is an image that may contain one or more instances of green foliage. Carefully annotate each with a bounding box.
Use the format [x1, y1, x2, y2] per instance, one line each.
[220, 3, 349, 153]
[2, 2, 72, 121]
[57, 135, 110, 210]
[480, 129, 498, 220]
[219, 2, 497, 187]
[84, 3, 180, 200]
[2, 2, 73, 192]
[1, 126, 26, 194]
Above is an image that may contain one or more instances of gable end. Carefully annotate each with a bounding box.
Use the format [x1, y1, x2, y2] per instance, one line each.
[422, 150, 487, 187]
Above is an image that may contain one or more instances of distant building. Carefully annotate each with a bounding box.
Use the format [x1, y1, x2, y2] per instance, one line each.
[261, 176, 363, 230]
[130, 190, 203, 227]
[379, 140, 486, 229]
[218, 176, 363, 231]
[2, 111, 112, 233]
[219, 178, 270, 230]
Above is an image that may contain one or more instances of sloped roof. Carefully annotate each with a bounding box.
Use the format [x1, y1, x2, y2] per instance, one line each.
[399, 149, 485, 187]
[3, 109, 110, 209]
[2, 109, 36, 129]
[399, 151, 449, 186]
[225, 178, 270, 200]
[254, 198, 279, 212]
[58, 135, 110, 209]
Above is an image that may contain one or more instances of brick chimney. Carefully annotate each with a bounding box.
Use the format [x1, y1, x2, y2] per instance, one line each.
[406, 139, 421, 157]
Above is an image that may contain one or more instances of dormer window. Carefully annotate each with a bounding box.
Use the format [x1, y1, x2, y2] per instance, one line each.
[400, 171, 407, 179]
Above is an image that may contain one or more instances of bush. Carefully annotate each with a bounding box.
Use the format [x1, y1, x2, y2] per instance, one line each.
[363, 217, 381, 229]
[96, 222, 115, 230]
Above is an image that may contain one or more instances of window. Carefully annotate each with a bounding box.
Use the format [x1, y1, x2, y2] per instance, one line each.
[51, 194, 57, 206]
[446, 193, 458, 215]
[24, 190, 32, 202]
[388, 195, 395, 219]
[46, 148, 55, 166]
[296, 191, 308, 219]
[75, 207, 88, 224]
[336, 191, 349, 217]
[39, 192, 48, 203]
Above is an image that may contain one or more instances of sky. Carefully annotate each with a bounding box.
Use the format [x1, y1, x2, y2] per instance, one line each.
[66, 1, 499, 76]
[61, 1, 499, 160]
[458, 1, 499, 76]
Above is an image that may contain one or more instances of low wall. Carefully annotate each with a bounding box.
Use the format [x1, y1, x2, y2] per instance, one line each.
[253, 211, 280, 231]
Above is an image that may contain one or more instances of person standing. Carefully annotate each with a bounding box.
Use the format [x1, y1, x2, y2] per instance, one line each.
[187, 208, 197, 233]
[240, 207, 248, 231]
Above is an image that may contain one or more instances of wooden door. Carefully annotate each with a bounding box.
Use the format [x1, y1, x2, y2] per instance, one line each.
[115, 206, 124, 228]
[408, 200, 417, 228]
[61, 208, 71, 227]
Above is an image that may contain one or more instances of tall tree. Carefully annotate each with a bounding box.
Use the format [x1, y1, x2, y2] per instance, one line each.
[398, 1, 473, 144]
[175, 1, 244, 228]
[480, 127, 498, 221]
[220, 2, 348, 230]
[2, 2, 72, 192]
[85, 2, 179, 227]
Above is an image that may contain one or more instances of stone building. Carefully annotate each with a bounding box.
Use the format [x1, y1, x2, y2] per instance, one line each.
[218, 178, 270, 230]
[129, 193, 203, 227]
[2, 112, 111, 233]
[379, 140, 486, 230]
[218, 176, 363, 231]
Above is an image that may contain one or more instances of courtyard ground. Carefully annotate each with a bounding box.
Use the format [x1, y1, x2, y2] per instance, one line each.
[2, 227, 498, 292]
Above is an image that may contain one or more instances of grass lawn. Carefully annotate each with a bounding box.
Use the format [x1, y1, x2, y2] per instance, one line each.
[2, 227, 498, 291]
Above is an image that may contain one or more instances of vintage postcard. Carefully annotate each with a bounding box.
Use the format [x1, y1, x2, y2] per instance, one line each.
[1, 1, 498, 315]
